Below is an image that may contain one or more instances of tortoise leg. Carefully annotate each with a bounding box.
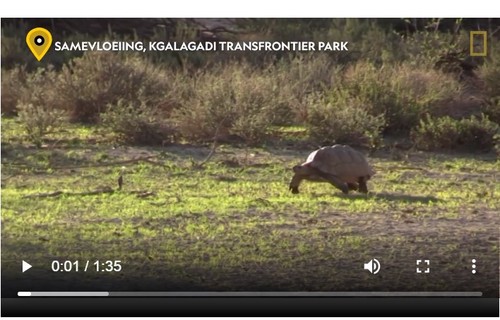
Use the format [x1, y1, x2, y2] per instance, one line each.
[347, 183, 358, 191]
[289, 173, 303, 194]
[321, 173, 349, 194]
[358, 176, 368, 194]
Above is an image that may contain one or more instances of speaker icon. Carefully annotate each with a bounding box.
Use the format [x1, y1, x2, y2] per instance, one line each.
[363, 259, 381, 274]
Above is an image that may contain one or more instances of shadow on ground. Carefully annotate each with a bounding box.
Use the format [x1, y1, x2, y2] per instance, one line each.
[337, 192, 442, 204]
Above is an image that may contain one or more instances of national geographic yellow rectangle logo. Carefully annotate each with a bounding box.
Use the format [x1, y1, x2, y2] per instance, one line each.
[470, 31, 487, 56]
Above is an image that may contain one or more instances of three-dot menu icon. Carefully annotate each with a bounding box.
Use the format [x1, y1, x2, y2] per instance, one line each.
[26, 27, 52, 61]
[471, 258, 477, 274]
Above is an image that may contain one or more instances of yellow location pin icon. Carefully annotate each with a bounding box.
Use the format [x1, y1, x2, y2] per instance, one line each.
[26, 27, 52, 61]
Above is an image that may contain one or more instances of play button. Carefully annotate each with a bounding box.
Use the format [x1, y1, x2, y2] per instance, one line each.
[22, 261, 32, 273]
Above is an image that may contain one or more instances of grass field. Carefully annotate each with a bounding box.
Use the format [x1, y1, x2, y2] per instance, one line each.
[1, 118, 498, 295]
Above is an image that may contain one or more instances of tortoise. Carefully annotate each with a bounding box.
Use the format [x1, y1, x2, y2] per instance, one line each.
[289, 144, 375, 194]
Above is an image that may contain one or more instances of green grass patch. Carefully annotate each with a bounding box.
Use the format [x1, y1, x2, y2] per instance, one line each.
[2, 120, 498, 292]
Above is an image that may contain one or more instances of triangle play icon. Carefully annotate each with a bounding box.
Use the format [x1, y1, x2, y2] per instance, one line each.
[22, 260, 32, 273]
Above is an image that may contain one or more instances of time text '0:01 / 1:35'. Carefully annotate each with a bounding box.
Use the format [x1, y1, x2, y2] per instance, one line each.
[50, 260, 122, 272]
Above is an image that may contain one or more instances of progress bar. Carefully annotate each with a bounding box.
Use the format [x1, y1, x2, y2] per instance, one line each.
[18, 292, 109, 297]
[18, 291, 483, 297]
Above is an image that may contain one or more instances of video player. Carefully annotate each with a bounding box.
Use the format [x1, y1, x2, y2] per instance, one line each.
[1, 15, 499, 316]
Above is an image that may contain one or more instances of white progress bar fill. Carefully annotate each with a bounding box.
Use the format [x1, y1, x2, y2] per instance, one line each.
[18, 292, 109, 297]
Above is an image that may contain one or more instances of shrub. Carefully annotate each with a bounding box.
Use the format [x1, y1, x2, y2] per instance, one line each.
[411, 114, 499, 151]
[494, 133, 500, 157]
[478, 56, 500, 124]
[1, 66, 28, 116]
[399, 30, 467, 67]
[172, 78, 234, 141]
[478, 48, 500, 100]
[172, 64, 280, 145]
[16, 66, 60, 105]
[483, 99, 500, 125]
[17, 102, 67, 148]
[273, 53, 342, 124]
[101, 100, 177, 146]
[12, 67, 68, 147]
[342, 61, 461, 134]
[55, 51, 172, 123]
[305, 92, 385, 148]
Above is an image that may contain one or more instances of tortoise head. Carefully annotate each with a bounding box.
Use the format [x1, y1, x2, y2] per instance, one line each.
[290, 164, 310, 194]
[293, 164, 315, 176]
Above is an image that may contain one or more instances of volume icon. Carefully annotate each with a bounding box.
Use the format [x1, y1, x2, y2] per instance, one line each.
[363, 259, 381, 274]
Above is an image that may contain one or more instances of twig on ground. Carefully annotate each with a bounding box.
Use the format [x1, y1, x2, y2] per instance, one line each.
[23, 187, 114, 198]
[194, 117, 226, 168]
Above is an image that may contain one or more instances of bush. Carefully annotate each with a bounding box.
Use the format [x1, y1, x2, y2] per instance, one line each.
[172, 64, 281, 145]
[479, 47, 500, 100]
[55, 51, 172, 123]
[16, 66, 60, 104]
[494, 133, 500, 157]
[305, 92, 385, 148]
[411, 114, 499, 151]
[342, 61, 461, 134]
[478, 56, 500, 124]
[11, 67, 68, 147]
[101, 100, 177, 145]
[1, 66, 28, 116]
[17, 102, 67, 148]
[482, 99, 500, 125]
[399, 30, 467, 67]
[273, 54, 342, 124]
